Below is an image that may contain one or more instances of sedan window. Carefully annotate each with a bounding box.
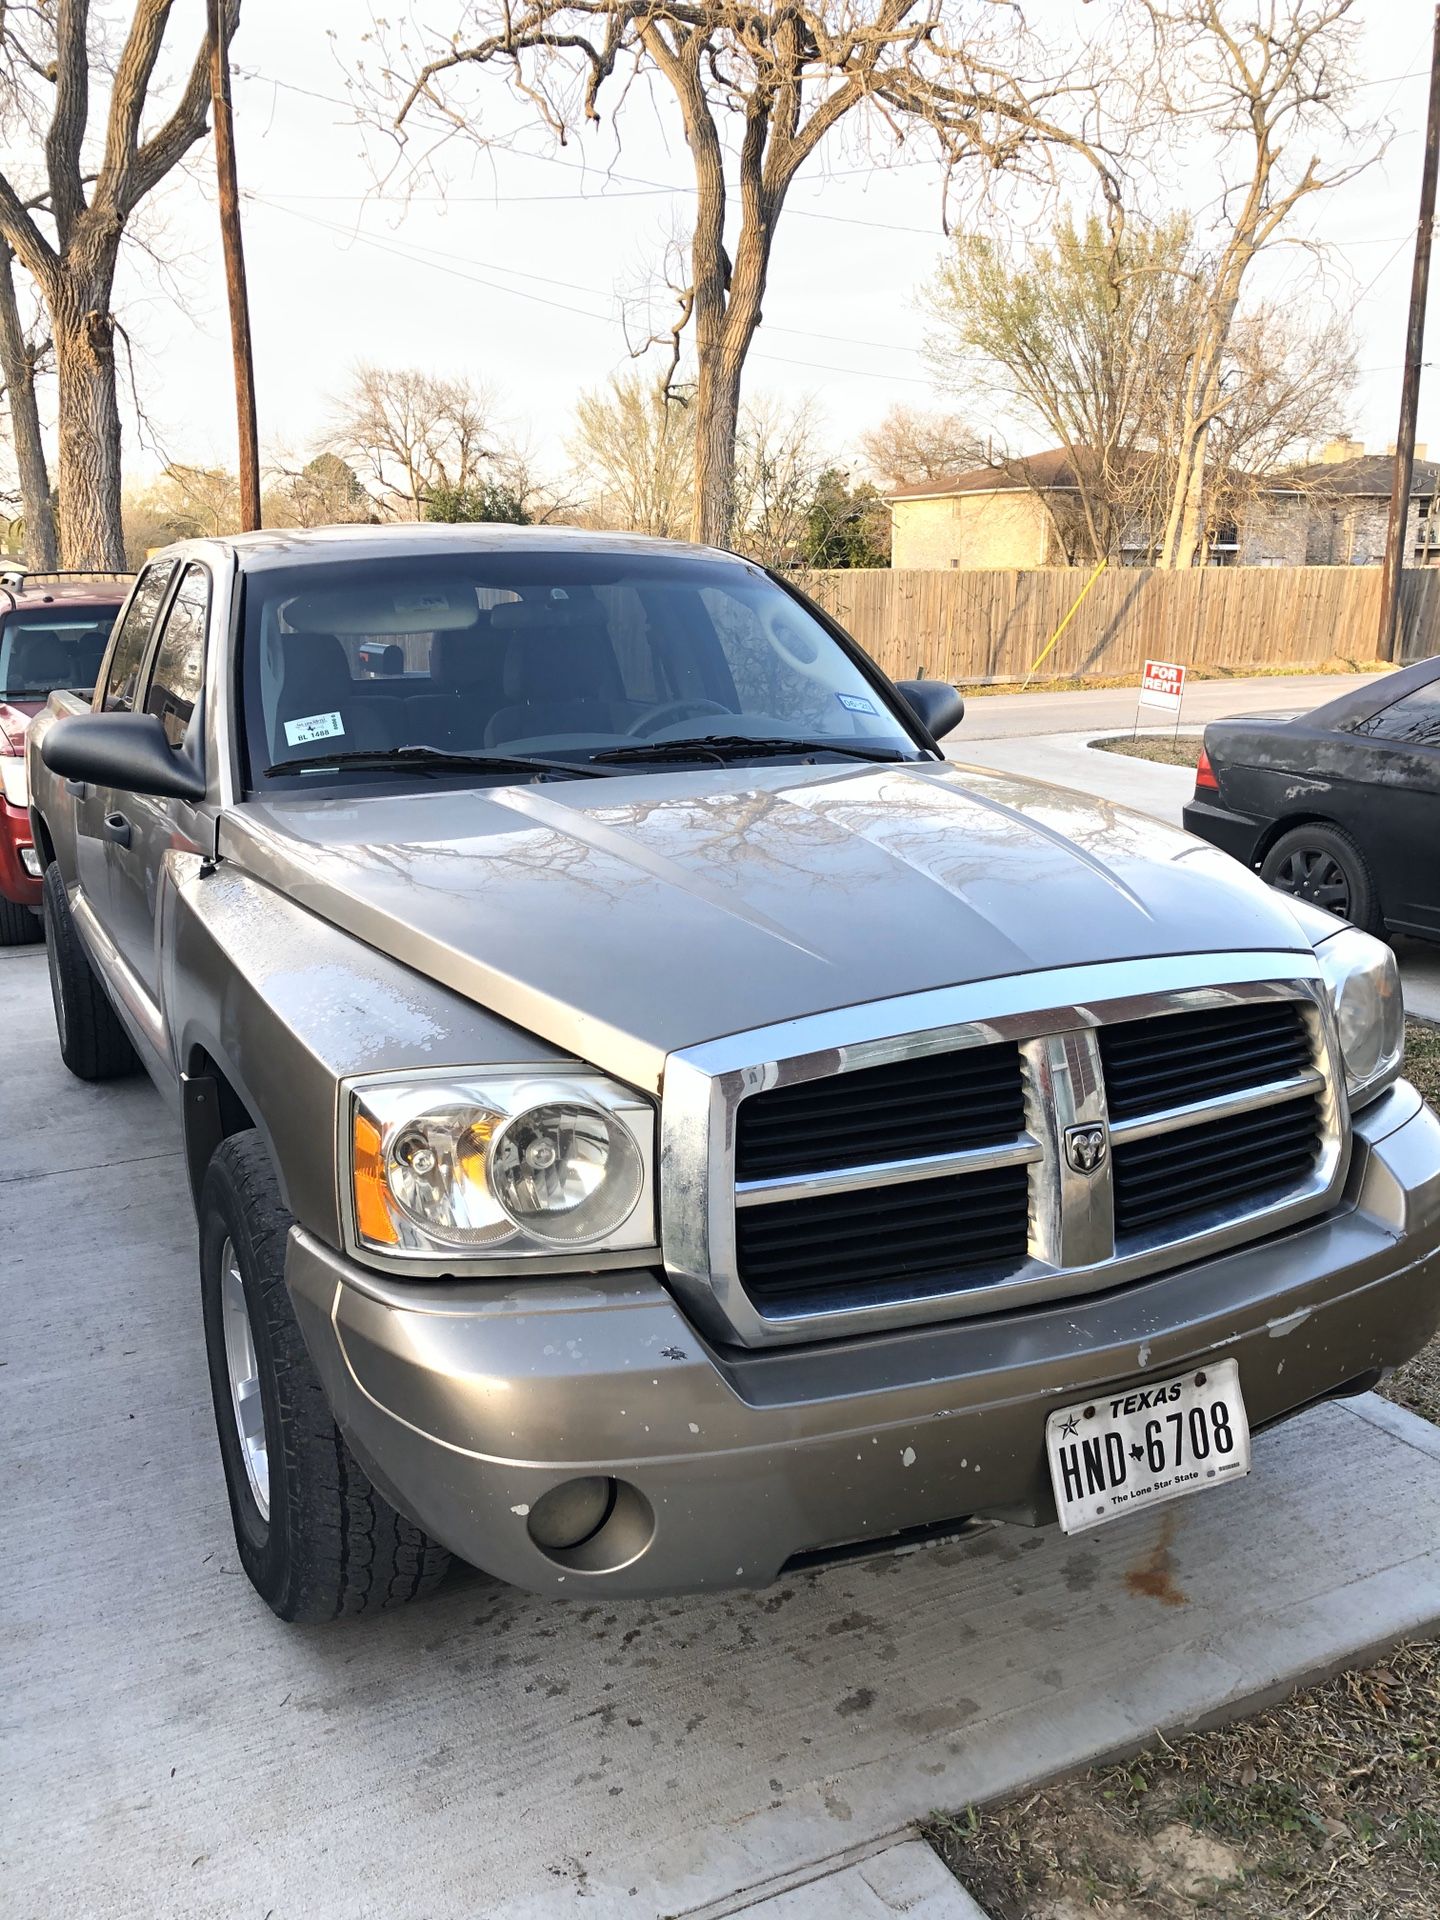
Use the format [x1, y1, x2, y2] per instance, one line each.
[1348, 681, 1440, 747]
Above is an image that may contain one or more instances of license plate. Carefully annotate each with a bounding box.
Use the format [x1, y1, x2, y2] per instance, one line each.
[1045, 1358, 1251, 1535]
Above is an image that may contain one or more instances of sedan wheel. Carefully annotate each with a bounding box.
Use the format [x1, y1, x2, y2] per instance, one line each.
[1270, 846, 1351, 916]
[1258, 823, 1382, 935]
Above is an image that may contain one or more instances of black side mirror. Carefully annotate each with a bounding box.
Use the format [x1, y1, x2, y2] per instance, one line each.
[41, 711, 206, 803]
[896, 678, 964, 742]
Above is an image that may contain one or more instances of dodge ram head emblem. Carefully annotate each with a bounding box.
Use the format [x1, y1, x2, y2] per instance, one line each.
[1064, 1123, 1109, 1174]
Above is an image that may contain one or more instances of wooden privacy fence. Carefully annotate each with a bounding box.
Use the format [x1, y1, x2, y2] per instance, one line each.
[792, 566, 1440, 685]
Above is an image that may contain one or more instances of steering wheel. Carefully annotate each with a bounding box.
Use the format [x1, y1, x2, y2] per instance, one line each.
[626, 698, 733, 738]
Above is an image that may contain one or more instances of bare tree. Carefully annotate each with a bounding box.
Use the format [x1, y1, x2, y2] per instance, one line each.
[261, 452, 374, 529]
[859, 404, 985, 490]
[372, 3, 1122, 548]
[0, 2, 238, 567]
[925, 210, 1193, 562]
[570, 373, 695, 536]
[1204, 301, 1356, 533]
[329, 364, 505, 521]
[1137, 0, 1371, 567]
[733, 394, 829, 567]
[0, 240, 56, 568]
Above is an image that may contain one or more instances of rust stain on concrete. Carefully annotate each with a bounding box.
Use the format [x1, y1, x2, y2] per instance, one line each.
[1124, 1513, 1189, 1609]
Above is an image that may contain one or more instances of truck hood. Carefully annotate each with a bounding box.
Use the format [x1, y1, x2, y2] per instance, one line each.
[221, 759, 1313, 1092]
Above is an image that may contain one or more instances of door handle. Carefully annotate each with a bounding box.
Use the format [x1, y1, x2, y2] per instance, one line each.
[102, 811, 132, 848]
[65, 778, 89, 798]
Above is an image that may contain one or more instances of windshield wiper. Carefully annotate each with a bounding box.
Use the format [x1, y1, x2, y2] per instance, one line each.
[265, 744, 615, 780]
[591, 734, 920, 767]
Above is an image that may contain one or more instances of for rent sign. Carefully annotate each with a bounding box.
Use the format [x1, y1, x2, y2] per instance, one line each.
[1138, 659, 1186, 715]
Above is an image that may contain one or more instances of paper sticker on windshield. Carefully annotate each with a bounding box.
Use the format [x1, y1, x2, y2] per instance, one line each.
[284, 710, 344, 747]
[836, 692, 877, 716]
[393, 591, 452, 615]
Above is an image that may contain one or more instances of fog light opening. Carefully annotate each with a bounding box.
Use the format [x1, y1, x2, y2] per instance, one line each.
[525, 1476, 655, 1574]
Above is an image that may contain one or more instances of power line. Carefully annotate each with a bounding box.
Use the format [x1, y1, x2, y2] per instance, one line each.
[246, 196, 936, 385]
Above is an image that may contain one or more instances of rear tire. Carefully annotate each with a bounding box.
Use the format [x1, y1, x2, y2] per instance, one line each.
[41, 862, 139, 1079]
[0, 893, 43, 945]
[199, 1132, 452, 1623]
[1259, 823, 1382, 935]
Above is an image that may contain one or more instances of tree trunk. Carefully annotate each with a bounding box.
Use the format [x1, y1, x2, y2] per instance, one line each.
[0, 246, 58, 570]
[50, 270, 125, 570]
[692, 350, 744, 548]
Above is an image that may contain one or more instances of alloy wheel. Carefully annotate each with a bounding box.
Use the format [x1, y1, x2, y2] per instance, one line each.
[219, 1239, 270, 1521]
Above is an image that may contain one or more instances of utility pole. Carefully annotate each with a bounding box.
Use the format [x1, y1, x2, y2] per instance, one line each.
[1379, 2, 1440, 663]
[207, 0, 260, 531]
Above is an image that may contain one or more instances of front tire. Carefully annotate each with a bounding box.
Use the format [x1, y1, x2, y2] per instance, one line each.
[1259, 823, 1382, 935]
[199, 1133, 452, 1623]
[41, 862, 139, 1078]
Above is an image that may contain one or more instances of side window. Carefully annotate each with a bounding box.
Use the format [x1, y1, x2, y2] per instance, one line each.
[143, 566, 209, 749]
[1348, 681, 1440, 747]
[100, 565, 173, 712]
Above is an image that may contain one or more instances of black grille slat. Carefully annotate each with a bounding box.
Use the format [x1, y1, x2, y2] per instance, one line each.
[735, 1165, 1031, 1307]
[1099, 1002, 1311, 1120]
[1112, 1093, 1320, 1235]
[734, 1042, 1025, 1181]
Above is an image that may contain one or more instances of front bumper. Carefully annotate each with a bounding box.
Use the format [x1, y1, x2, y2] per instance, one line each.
[287, 1087, 1440, 1597]
[0, 796, 41, 907]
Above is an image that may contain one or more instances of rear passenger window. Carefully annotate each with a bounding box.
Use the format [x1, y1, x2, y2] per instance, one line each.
[1348, 682, 1440, 747]
[143, 566, 209, 748]
[100, 564, 173, 712]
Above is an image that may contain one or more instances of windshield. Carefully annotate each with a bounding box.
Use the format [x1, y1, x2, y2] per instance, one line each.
[0, 607, 119, 699]
[241, 549, 922, 789]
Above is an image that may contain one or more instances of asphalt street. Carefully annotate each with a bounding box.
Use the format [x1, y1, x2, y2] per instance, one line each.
[955, 671, 1391, 740]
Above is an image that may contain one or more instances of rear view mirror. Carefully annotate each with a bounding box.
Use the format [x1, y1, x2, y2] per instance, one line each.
[41, 711, 206, 803]
[896, 679, 964, 742]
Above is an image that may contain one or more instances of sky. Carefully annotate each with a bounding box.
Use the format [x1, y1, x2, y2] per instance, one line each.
[70, 0, 1440, 488]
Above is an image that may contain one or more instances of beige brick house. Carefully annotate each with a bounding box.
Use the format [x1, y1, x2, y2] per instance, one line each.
[889, 441, 1440, 569]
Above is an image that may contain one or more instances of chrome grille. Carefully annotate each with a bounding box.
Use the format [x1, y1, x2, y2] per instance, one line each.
[660, 961, 1350, 1349]
[735, 1164, 1032, 1311]
[1112, 1093, 1322, 1235]
[735, 1041, 1026, 1180]
[1098, 1001, 1313, 1119]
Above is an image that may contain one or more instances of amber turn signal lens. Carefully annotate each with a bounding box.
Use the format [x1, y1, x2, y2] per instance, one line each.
[353, 1111, 399, 1245]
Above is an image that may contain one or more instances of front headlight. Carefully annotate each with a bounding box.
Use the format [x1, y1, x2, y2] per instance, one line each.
[0, 752, 26, 809]
[1315, 926, 1404, 1109]
[347, 1072, 655, 1262]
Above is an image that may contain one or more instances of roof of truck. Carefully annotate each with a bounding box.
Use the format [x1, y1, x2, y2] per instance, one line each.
[184, 523, 736, 573]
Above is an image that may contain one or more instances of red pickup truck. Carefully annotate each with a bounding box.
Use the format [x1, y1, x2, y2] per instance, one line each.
[0, 571, 129, 943]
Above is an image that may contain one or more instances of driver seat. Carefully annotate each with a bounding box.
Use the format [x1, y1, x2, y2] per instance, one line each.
[484, 609, 634, 745]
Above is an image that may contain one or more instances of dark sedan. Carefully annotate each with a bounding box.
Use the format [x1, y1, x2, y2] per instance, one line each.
[1183, 653, 1440, 941]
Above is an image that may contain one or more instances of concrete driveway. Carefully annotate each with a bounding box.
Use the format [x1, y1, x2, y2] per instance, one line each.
[7, 943, 1440, 1920]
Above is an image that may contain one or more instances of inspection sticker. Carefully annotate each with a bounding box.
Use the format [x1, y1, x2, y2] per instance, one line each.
[836, 692, 878, 716]
[284, 710, 345, 747]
